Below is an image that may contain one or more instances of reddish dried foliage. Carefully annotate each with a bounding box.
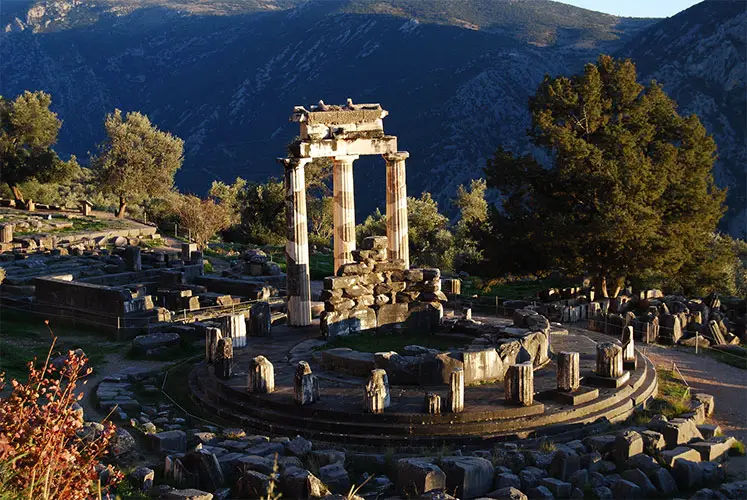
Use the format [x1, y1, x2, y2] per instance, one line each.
[0, 334, 122, 499]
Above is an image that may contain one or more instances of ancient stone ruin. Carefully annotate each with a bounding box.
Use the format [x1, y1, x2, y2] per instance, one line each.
[280, 100, 409, 327]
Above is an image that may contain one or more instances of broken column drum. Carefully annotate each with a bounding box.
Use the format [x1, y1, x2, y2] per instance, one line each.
[282, 100, 409, 301]
[221, 314, 247, 349]
[205, 327, 222, 363]
[596, 342, 624, 378]
[505, 362, 534, 406]
[448, 368, 464, 413]
[364, 369, 390, 414]
[124, 245, 142, 272]
[214, 337, 233, 380]
[621, 326, 635, 363]
[294, 361, 320, 406]
[248, 355, 275, 394]
[424, 393, 441, 415]
[281, 157, 312, 327]
[557, 351, 580, 392]
[0, 224, 13, 243]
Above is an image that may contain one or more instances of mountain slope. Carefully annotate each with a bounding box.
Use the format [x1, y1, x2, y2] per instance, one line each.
[3, 0, 743, 238]
[620, 0, 746, 237]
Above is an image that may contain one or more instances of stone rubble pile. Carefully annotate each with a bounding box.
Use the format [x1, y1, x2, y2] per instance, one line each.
[321, 236, 446, 338]
[88, 377, 746, 500]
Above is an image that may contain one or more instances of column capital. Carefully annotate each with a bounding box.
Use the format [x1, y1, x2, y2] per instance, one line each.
[277, 157, 312, 169]
[333, 154, 359, 163]
[383, 151, 409, 162]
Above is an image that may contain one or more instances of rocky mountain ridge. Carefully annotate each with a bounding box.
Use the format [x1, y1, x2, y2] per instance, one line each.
[1, 0, 743, 236]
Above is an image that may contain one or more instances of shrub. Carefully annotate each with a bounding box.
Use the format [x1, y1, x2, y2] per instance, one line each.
[0, 327, 122, 499]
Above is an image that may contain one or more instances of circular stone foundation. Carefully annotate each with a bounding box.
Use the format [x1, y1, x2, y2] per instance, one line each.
[188, 326, 657, 449]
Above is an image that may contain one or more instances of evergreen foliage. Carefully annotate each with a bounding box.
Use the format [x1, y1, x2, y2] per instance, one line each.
[484, 55, 727, 297]
[91, 110, 183, 218]
[0, 91, 78, 203]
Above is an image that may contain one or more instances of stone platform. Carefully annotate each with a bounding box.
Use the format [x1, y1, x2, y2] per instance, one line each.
[188, 327, 657, 449]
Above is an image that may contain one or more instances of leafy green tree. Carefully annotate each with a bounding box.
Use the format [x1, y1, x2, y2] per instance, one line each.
[357, 192, 455, 271]
[484, 55, 726, 297]
[0, 91, 78, 203]
[92, 110, 183, 218]
[174, 194, 233, 249]
[308, 196, 334, 247]
[209, 177, 247, 227]
[238, 178, 286, 245]
[453, 178, 490, 272]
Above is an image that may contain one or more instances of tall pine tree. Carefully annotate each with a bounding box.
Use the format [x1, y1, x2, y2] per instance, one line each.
[485, 55, 726, 297]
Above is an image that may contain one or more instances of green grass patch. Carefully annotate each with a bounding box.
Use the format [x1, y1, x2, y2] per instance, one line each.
[644, 369, 692, 419]
[264, 245, 333, 280]
[0, 309, 124, 383]
[14, 217, 115, 237]
[319, 333, 470, 354]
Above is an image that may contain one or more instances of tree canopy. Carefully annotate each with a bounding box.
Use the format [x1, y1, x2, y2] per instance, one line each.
[0, 91, 78, 203]
[484, 55, 726, 297]
[92, 110, 183, 218]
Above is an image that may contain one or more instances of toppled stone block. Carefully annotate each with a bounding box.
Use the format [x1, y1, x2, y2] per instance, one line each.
[613, 431, 643, 465]
[318, 462, 350, 493]
[150, 430, 187, 454]
[132, 332, 180, 355]
[661, 418, 703, 448]
[609, 478, 641, 500]
[661, 446, 701, 468]
[689, 436, 736, 462]
[439, 456, 494, 498]
[280, 467, 330, 499]
[396, 459, 446, 496]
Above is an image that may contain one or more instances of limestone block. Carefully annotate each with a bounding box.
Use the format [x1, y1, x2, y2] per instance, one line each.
[294, 361, 320, 406]
[280, 467, 329, 499]
[609, 478, 641, 500]
[661, 418, 703, 448]
[692, 393, 715, 417]
[221, 314, 247, 349]
[463, 348, 505, 384]
[650, 468, 679, 496]
[595, 342, 623, 378]
[248, 356, 274, 394]
[549, 450, 580, 482]
[374, 351, 419, 385]
[348, 307, 377, 334]
[396, 459, 446, 496]
[407, 301, 443, 332]
[362, 236, 388, 250]
[0, 224, 13, 243]
[520, 332, 550, 368]
[613, 431, 643, 465]
[440, 456, 494, 498]
[661, 446, 701, 468]
[249, 302, 271, 337]
[448, 368, 465, 413]
[641, 430, 667, 454]
[689, 437, 735, 462]
[150, 430, 187, 454]
[318, 462, 350, 494]
[423, 393, 441, 414]
[557, 351, 580, 392]
[376, 303, 408, 333]
[181, 243, 197, 262]
[505, 362, 534, 406]
[205, 327, 222, 363]
[540, 478, 572, 498]
[214, 337, 233, 380]
[364, 369, 390, 413]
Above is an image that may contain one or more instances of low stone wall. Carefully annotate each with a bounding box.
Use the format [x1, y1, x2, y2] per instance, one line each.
[320, 236, 446, 338]
[33, 276, 133, 316]
[194, 276, 275, 300]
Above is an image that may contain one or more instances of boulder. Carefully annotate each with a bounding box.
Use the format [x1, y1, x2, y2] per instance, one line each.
[650, 468, 678, 496]
[150, 430, 187, 454]
[280, 467, 330, 499]
[485, 487, 528, 500]
[318, 462, 350, 494]
[621, 468, 656, 497]
[164, 489, 213, 500]
[133, 332, 180, 354]
[396, 458, 446, 496]
[609, 479, 642, 499]
[440, 456, 494, 498]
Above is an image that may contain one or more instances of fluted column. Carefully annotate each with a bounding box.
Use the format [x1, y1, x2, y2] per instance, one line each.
[281, 157, 312, 327]
[384, 152, 409, 267]
[333, 155, 358, 274]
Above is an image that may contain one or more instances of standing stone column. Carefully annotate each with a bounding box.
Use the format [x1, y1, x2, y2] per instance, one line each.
[181, 243, 197, 262]
[0, 224, 13, 243]
[294, 361, 320, 406]
[505, 362, 534, 406]
[248, 355, 275, 394]
[249, 302, 271, 337]
[221, 314, 247, 349]
[364, 369, 390, 413]
[383, 152, 409, 267]
[333, 155, 358, 274]
[596, 342, 623, 378]
[281, 157, 312, 327]
[448, 368, 464, 413]
[214, 337, 233, 380]
[205, 327, 222, 363]
[557, 352, 580, 392]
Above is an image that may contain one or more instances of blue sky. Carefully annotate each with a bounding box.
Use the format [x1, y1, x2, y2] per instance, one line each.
[559, 0, 703, 18]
